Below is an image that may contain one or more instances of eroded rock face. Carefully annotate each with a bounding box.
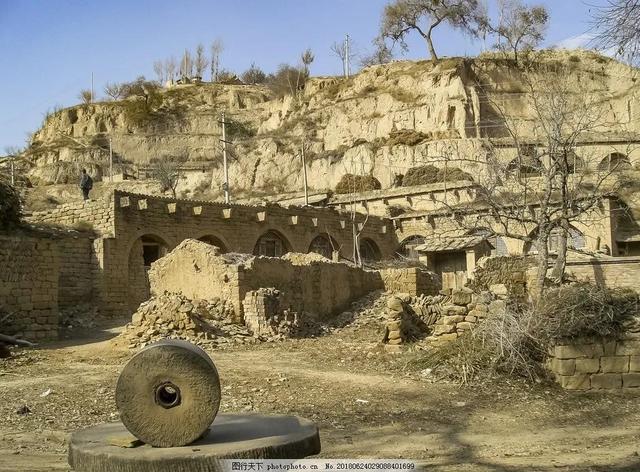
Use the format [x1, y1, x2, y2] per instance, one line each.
[23, 51, 640, 194]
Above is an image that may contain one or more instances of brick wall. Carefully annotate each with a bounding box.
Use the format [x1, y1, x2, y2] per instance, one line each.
[548, 338, 640, 390]
[27, 197, 115, 236]
[56, 235, 94, 308]
[0, 235, 59, 340]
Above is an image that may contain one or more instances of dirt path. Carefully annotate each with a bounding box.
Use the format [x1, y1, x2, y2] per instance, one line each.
[1, 331, 639, 471]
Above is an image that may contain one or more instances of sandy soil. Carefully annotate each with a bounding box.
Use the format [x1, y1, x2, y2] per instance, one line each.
[1, 323, 640, 472]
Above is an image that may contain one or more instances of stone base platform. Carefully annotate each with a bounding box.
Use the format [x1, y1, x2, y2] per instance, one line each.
[69, 413, 321, 472]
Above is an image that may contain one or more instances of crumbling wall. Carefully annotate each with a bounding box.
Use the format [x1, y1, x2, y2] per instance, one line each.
[149, 239, 383, 322]
[0, 235, 59, 340]
[467, 256, 533, 299]
[379, 267, 440, 295]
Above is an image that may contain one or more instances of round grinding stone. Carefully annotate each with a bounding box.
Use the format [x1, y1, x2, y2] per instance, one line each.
[115, 339, 221, 447]
[68, 414, 321, 472]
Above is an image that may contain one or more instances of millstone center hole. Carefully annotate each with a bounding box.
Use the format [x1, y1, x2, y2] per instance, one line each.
[155, 382, 181, 409]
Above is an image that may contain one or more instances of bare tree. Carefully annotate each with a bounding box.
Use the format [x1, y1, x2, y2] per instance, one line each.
[180, 49, 193, 79]
[150, 156, 187, 198]
[104, 82, 124, 100]
[430, 66, 624, 297]
[153, 60, 164, 84]
[360, 37, 394, 68]
[241, 62, 267, 84]
[79, 89, 93, 104]
[379, 0, 488, 60]
[210, 38, 224, 81]
[301, 48, 315, 74]
[591, 0, 640, 65]
[194, 43, 209, 79]
[330, 40, 357, 76]
[165, 56, 177, 83]
[489, 0, 549, 64]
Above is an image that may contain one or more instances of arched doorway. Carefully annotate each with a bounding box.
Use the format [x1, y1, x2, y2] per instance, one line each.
[359, 238, 381, 262]
[308, 234, 337, 259]
[598, 152, 631, 171]
[198, 235, 228, 253]
[397, 235, 425, 260]
[253, 230, 291, 257]
[128, 234, 169, 311]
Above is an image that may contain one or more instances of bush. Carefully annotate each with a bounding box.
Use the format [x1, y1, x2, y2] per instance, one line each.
[0, 180, 21, 229]
[226, 118, 256, 140]
[267, 64, 309, 97]
[241, 63, 267, 84]
[402, 165, 473, 187]
[387, 129, 428, 146]
[408, 283, 639, 384]
[334, 174, 381, 194]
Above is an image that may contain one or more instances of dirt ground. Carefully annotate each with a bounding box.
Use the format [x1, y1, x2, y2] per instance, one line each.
[1, 321, 640, 472]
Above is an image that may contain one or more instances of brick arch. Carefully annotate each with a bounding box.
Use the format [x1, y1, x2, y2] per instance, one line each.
[396, 235, 425, 259]
[308, 233, 340, 259]
[359, 237, 381, 262]
[253, 229, 293, 257]
[127, 232, 172, 312]
[194, 233, 230, 253]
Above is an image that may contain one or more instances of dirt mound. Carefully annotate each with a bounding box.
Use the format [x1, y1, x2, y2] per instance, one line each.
[117, 292, 250, 349]
[282, 252, 333, 265]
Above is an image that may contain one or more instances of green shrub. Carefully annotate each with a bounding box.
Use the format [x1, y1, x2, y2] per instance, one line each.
[387, 129, 428, 146]
[226, 118, 256, 140]
[334, 174, 381, 194]
[0, 180, 21, 229]
[402, 165, 473, 186]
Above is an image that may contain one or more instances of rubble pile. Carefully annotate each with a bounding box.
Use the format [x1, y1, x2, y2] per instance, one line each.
[59, 304, 100, 329]
[120, 292, 251, 349]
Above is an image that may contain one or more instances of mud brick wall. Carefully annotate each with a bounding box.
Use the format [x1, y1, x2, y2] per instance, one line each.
[548, 338, 640, 390]
[27, 197, 115, 236]
[379, 267, 440, 296]
[0, 235, 59, 340]
[56, 235, 94, 308]
[564, 257, 640, 292]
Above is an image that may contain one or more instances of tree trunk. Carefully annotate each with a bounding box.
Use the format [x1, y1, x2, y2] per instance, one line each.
[550, 221, 569, 284]
[533, 232, 550, 301]
[426, 32, 439, 61]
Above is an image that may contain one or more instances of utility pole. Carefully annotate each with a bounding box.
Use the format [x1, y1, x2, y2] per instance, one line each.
[301, 141, 309, 206]
[344, 34, 351, 78]
[10, 157, 15, 186]
[109, 137, 113, 182]
[221, 112, 230, 204]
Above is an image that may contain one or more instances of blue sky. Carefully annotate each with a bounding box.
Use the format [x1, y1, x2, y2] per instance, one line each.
[0, 0, 608, 150]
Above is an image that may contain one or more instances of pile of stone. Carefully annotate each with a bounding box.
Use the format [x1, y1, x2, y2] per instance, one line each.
[120, 292, 251, 349]
[384, 296, 405, 347]
[59, 304, 100, 329]
[243, 288, 301, 339]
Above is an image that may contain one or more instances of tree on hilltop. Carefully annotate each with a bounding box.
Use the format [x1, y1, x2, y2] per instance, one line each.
[378, 0, 488, 61]
[194, 43, 209, 79]
[591, 0, 640, 66]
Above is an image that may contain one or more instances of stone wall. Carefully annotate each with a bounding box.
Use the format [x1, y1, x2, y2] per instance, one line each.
[548, 337, 640, 390]
[379, 267, 440, 296]
[0, 235, 59, 340]
[56, 235, 94, 309]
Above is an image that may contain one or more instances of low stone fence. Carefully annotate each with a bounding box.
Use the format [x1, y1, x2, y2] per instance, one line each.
[379, 267, 440, 296]
[548, 338, 640, 390]
[0, 235, 59, 340]
[565, 257, 640, 292]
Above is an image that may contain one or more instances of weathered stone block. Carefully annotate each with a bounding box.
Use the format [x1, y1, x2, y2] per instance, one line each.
[433, 324, 456, 335]
[622, 373, 640, 388]
[443, 315, 465, 325]
[552, 358, 576, 376]
[488, 300, 506, 314]
[456, 322, 473, 331]
[489, 284, 508, 298]
[600, 356, 629, 373]
[557, 373, 590, 390]
[437, 333, 459, 342]
[386, 320, 402, 331]
[444, 305, 467, 316]
[615, 341, 640, 356]
[451, 288, 473, 306]
[629, 356, 640, 372]
[464, 315, 477, 322]
[554, 344, 604, 359]
[575, 358, 600, 374]
[591, 373, 622, 389]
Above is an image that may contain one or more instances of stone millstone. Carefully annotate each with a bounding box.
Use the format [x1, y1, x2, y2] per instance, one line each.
[68, 413, 321, 472]
[115, 339, 221, 447]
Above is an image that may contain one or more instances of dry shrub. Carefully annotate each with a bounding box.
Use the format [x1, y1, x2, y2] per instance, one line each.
[334, 174, 381, 194]
[387, 129, 428, 146]
[534, 282, 638, 343]
[0, 180, 21, 229]
[402, 165, 473, 187]
[411, 283, 638, 384]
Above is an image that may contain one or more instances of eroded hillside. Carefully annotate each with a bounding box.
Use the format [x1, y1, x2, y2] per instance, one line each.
[22, 50, 640, 199]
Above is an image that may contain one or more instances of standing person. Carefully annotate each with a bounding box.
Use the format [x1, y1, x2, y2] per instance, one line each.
[79, 169, 93, 201]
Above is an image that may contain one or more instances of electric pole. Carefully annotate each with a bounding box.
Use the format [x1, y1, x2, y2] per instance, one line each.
[301, 141, 309, 206]
[221, 112, 230, 204]
[10, 157, 15, 186]
[345, 34, 351, 78]
[109, 137, 113, 182]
